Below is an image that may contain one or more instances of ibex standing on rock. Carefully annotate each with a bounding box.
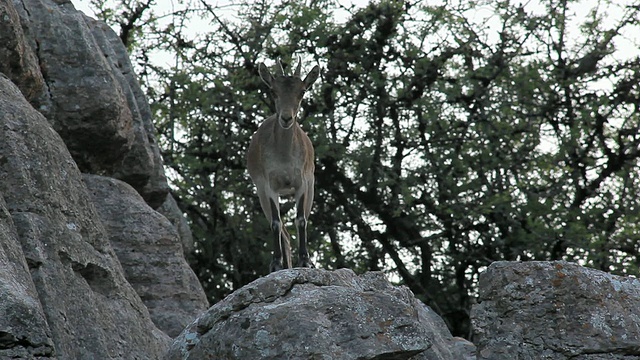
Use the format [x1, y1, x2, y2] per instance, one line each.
[247, 58, 320, 272]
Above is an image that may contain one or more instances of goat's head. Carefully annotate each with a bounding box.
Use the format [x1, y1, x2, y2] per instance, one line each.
[258, 58, 320, 129]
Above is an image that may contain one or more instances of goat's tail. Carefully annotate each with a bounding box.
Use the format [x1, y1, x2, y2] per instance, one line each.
[281, 227, 292, 269]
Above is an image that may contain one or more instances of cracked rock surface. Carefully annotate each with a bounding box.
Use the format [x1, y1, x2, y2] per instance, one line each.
[166, 268, 473, 360]
[472, 261, 640, 359]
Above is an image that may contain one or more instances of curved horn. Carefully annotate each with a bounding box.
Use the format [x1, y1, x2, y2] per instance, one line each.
[294, 56, 302, 78]
[276, 58, 285, 76]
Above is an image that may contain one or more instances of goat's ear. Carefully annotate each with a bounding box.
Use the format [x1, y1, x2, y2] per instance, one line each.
[303, 65, 320, 89]
[258, 63, 274, 88]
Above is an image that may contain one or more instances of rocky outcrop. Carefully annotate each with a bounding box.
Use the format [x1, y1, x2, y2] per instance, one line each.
[166, 268, 474, 360]
[6, 0, 168, 206]
[164, 258, 640, 360]
[83, 174, 209, 338]
[0, 74, 170, 358]
[472, 261, 640, 359]
[0, 0, 206, 358]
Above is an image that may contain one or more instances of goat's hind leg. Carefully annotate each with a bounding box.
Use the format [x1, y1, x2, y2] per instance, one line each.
[280, 226, 292, 269]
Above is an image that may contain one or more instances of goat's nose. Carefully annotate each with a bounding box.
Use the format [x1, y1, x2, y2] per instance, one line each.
[281, 112, 293, 121]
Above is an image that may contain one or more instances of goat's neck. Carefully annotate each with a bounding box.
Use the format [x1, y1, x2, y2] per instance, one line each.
[272, 119, 297, 155]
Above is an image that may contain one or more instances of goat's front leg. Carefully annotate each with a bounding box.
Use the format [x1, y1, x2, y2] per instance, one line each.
[269, 198, 284, 272]
[295, 193, 314, 268]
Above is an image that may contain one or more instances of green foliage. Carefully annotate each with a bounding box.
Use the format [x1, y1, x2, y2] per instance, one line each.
[91, 0, 640, 338]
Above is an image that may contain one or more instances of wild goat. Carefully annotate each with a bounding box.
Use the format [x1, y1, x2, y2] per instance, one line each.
[246, 58, 320, 272]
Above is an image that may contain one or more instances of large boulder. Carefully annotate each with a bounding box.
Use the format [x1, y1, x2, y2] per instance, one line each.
[0, 0, 207, 357]
[166, 268, 474, 360]
[13, 0, 132, 172]
[472, 261, 640, 359]
[0, 74, 170, 358]
[83, 174, 209, 338]
[9, 0, 169, 206]
[82, 15, 170, 207]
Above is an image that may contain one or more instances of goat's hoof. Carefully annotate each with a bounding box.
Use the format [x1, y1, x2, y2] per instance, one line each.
[297, 259, 315, 268]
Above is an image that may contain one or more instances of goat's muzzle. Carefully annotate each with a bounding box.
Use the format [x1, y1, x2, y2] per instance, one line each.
[278, 114, 295, 129]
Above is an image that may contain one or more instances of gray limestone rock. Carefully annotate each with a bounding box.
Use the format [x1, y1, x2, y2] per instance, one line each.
[158, 193, 196, 261]
[82, 15, 170, 207]
[9, 0, 169, 206]
[166, 268, 472, 360]
[83, 174, 209, 338]
[0, 0, 201, 356]
[0, 0, 46, 105]
[0, 73, 170, 359]
[472, 261, 640, 359]
[0, 194, 54, 358]
[14, 0, 133, 173]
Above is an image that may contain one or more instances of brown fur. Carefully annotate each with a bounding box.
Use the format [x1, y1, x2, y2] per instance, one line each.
[247, 59, 320, 272]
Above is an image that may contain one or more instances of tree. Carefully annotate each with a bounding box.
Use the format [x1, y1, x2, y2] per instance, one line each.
[88, 0, 640, 338]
